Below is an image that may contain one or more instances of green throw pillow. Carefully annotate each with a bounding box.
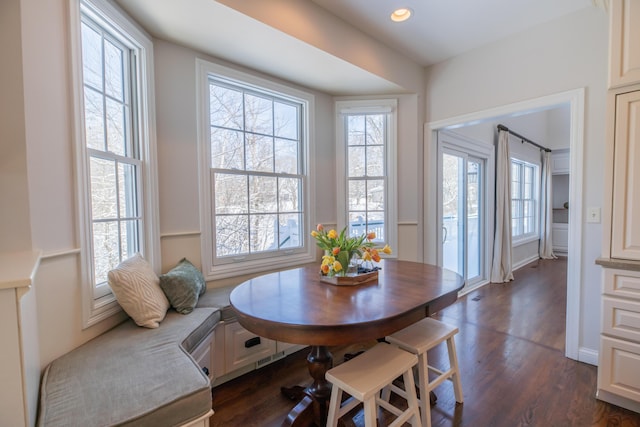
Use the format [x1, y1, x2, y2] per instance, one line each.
[159, 258, 206, 314]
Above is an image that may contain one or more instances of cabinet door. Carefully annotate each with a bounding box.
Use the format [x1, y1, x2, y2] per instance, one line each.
[599, 336, 640, 402]
[609, 0, 640, 89]
[551, 223, 568, 253]
[191, 331, 215, 381]
[611, 90, 640, 260]
[224, 321, 276, 373]
[551, 151, 570, 175]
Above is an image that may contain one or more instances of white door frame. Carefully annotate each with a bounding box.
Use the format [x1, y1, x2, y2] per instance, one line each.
[424, 88, 585, 361]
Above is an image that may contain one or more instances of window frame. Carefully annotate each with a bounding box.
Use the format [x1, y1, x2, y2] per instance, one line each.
[510, 157, 539, 244]
[335, 99, 397, 255]
[70, 0, 160, 328]
[197, 59, 316, 280]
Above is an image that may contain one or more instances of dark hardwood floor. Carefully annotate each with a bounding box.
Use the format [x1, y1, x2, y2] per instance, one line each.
[210, 258, 640, 426]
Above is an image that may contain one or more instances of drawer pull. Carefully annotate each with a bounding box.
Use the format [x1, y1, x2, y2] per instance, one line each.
[245, 337, 261, 348]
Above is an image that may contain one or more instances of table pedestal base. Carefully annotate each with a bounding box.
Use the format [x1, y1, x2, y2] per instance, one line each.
[281, 345, 333, 427]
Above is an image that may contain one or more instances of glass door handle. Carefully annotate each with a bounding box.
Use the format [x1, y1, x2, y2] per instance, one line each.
[442, 226, 447, 244]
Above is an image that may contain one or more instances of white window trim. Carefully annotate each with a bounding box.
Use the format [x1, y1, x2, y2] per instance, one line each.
[510, 157, 539, 246]
[196, 59, 316, 280]
[335, 99, 398, 256]
[70, 0, 160, 328]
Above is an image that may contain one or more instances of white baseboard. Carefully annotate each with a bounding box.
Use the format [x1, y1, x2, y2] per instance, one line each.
[512, 254, 541, 271]
[578, 346, 598, 366]
[597, 389, 640, 413]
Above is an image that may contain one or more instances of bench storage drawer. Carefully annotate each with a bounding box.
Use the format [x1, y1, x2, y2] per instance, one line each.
[224, 321, 276, 373]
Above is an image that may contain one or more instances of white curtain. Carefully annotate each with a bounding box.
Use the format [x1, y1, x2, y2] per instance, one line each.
[490, 130, 514, 283]
[539, 151, 557, 259]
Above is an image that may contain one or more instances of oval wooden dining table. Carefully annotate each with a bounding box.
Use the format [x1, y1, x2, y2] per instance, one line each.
[229, 260, 464, 427]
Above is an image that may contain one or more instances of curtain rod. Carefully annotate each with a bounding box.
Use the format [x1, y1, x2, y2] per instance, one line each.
[497, 124, 552, 152]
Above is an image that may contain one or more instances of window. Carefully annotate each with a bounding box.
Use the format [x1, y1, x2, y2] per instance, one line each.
[511, 159, 538, 241]
[336, 100, 397, 252]
[198, 61, 315, 279]
[71, 0, 159, 327]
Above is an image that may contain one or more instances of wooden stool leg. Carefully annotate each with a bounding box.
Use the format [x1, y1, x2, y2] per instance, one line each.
[418, 352, 431, 427]
[446, 337, 464, 403]
[403, 368, 422, 427]
[363, 398, 377, 427]
[326, 387, 342, 427]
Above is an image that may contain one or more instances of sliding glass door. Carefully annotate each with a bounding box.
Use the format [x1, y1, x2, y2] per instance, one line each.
[438, 131, 493, 291]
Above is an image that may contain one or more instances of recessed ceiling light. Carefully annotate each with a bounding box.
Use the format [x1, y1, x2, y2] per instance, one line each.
[390, 7, 412, 22]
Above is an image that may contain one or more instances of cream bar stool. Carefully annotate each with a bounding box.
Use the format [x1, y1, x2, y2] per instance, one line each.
[325, 342, 422, 427]
[385, 317, 464, 427]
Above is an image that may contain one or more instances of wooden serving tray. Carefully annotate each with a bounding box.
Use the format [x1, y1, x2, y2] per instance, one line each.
[319, 270, 378, 286]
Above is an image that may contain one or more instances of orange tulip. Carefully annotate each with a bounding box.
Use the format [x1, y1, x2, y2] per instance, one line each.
[317, 224, 324, 232]
[371, 249, 381, 262]
[332, 247, 340, 255]
[366, 231, 376, 240]
[321, 264, 330, 274]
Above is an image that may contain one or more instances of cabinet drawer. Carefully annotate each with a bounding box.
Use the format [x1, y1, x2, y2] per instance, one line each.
[224, 321, 276, 373]
[604, 269, 640, 300]
[191, 331, 214, 380]
[599, 336, 640, 402]
[603, 296, 640, 342]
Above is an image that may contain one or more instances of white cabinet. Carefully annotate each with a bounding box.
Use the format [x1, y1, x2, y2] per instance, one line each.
[611, 90, 640, 260]
[211, 319, 306, 386]
[597, 269, 640, 411]
[552, 223, 568, 254]
[609, 0, 640, 89]
[551, 150, 570, 175]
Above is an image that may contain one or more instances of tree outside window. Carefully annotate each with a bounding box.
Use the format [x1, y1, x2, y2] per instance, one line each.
[209, 80, 304, 261]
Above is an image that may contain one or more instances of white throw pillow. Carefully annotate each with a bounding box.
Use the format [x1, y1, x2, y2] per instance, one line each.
[108, 253, 169, 328]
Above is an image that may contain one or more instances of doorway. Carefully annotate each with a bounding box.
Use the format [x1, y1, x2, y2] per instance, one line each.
[426, 88, 585, 362]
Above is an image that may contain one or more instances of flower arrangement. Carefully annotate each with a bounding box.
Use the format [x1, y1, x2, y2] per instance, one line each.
[311, 224, 392, 277]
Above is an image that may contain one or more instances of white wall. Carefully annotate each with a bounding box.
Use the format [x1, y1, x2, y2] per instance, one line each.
[546, 106, 571, 150]
[424, 6, 608, 355]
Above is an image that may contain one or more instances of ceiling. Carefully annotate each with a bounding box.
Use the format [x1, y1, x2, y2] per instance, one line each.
[310, 0, 593, 66]
[114, 0, 595, 95]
